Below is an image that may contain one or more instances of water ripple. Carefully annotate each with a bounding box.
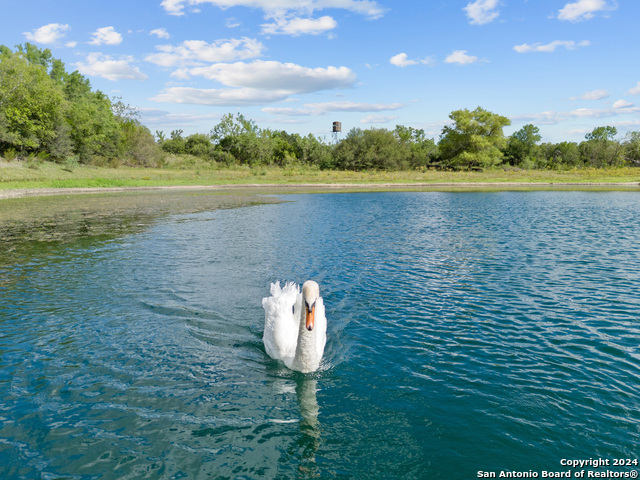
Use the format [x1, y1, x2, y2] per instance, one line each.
[1, 191, 640, 478]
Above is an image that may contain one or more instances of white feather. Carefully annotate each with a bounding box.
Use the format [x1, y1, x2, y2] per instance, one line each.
[262, 281, 327, 373]
[262, 282, 299, 362]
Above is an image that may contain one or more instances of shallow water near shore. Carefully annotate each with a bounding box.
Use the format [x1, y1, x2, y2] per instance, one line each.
[1, 190, 639, 479]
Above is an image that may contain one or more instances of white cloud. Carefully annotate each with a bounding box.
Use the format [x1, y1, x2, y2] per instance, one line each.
[89, 27, 123, 46]
[585, 90, 609, 100]
[568, 128, 591, 136]
[151, 87, 288, 105]
[226, 17, 241, 28]
[444, 50, 482, 65]
[151, 61, 358, 107]
[139, 109, 223, 127]
[262, 107, 319, 116]
[514, 40, 590, 53]
[571, 108, 614, 118]
[137, 107, 173, 117]
[569, 89, 610, 100]
[464, 0, 500, 25]
[179, 60, 357, 94]
[263, 101, 404, 116]
[76, 53, 148, 81]
[145, 38, 264, 67]
[23, 23, 70, 44]
[170, 69, 192, 80]
[150, 28, 171, 39]
[161, 0, 385, 19]
[360, 114, 399, 124]
[390, 53, 415, 67]
[612, 99, 633, 109]
[512, 105, 640, 126]
[389, 53, 433, 67]
[306, 101, 404, 113]
[261, 15, 337, 35]
[557, 0, 615, 22]
[627, 82, 640, 95]
[65, 41, 77, 48]
[612, 119, 640, 129]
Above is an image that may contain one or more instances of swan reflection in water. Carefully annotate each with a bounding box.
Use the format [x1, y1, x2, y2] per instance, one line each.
[296, 377, 320, 433]
[293, 377, 321, 477]
[263, 281, 327, 474]
[267, 373, 322, 476]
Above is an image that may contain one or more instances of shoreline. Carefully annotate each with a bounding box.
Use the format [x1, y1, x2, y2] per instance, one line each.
[2, 181, 640, 200]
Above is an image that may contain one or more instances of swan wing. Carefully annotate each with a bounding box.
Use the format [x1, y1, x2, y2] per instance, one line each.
[262, 282, 300, 362]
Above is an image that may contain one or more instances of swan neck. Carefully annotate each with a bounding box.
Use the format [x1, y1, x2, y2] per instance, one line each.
[293, 309, 319, 372]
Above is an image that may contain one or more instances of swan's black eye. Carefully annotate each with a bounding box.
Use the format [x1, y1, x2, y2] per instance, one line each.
[292, 305, 295, 314]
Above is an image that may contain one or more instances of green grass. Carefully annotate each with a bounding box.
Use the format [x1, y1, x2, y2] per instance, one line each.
[1, 158, 640, 190]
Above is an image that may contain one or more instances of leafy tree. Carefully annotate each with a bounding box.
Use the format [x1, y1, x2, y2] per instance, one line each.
[505, 124, 541, 166]
[438, 107, 511, 170]
[210, 113, 258, 154]
[297, 134, 332, 167]
[112, 98, 162, 166]
[0, 47, 67, 155]
[211, 113, 254, 141]
[160, 129, 187, 155]
[622, 131, 640, 166]
[537, 142, 581, 169]
[185, 133, 213, 158]
[210, 113, 274, 165]
[265, 130, 300, 166]
[580, 126, 621, 167]
[332, 127, 409, 170]
[119, 121, 163, 166]
[65, 75, 121, 161]
[251, 131, 276, 166]
[16, 43, 54, 69]
[585, 126, 617, 142]
[0, 108, 18, 150]
[394, 125, 438, 168]
[0, 43, 143, 163]
[47, 120, 74, 160]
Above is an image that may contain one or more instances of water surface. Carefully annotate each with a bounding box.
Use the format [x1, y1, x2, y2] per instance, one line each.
[1, 191, 639, 479]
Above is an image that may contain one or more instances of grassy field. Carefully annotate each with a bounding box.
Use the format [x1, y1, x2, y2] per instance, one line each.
[2, 158, 640, 190]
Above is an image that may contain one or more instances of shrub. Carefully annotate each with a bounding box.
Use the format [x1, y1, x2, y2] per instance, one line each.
[332, 128, 410, 171]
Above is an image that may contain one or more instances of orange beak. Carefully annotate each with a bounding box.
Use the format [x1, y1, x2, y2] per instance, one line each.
[305, 304, 315, 331]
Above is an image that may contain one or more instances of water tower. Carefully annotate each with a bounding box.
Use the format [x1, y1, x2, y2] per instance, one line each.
[332, 121, 342, 143]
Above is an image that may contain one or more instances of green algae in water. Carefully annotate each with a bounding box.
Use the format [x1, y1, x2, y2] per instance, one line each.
[0, 190, 279, 264]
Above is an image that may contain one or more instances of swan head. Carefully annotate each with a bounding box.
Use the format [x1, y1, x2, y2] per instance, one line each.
[302, 280, 320, 332]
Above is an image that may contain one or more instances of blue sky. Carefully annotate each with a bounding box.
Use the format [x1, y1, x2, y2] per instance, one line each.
[3, 0, 639, 142]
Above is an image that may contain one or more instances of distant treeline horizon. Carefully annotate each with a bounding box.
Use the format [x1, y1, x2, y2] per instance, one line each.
[2, 43, 640, 171]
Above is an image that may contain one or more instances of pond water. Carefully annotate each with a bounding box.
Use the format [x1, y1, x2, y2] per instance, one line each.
[1, 191, 639, 479]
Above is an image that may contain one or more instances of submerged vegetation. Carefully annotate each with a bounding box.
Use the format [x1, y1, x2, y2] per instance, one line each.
[2, 43, 640, 182]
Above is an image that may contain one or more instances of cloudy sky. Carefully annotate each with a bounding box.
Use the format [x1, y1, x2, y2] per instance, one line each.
[4, 0, 640, 141]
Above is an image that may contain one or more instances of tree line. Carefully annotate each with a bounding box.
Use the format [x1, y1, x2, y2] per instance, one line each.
[158, 110, 640, 171]
[2, 44, 640, 171]
[0, 43, 161, 167]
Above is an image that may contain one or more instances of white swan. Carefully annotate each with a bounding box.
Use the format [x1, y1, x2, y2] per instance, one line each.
[262, 281, 327, 373]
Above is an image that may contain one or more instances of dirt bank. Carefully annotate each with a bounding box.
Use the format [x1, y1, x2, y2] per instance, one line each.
[3, 181, 640, 200]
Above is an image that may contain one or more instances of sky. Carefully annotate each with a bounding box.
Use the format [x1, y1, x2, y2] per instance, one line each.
[2, 0, 640, 142]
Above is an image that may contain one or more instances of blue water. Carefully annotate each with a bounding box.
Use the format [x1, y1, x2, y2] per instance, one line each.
[1, 191, 639, 479]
